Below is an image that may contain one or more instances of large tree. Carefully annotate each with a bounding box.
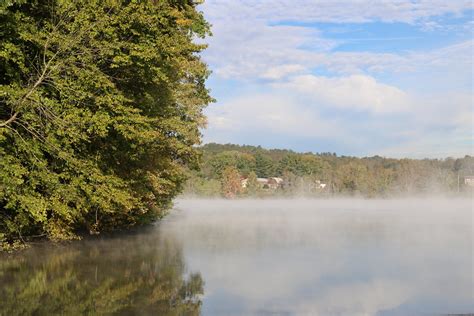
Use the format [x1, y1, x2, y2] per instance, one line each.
[220, 166, 241, 199]
[0, 0, 212, 244]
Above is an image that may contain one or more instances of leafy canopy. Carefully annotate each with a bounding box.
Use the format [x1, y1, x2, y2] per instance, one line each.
[0, 0, 212, 244]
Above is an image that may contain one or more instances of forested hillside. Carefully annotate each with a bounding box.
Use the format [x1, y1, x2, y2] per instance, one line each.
[183, 143, 474, 198]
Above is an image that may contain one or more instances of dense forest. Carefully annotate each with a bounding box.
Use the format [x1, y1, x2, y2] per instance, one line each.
[0, 0, 211, 248]
[183, 143, 474, 198]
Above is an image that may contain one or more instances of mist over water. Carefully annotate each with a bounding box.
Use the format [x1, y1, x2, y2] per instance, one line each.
[168, 199, 473, 315]
[1, 198, 473, 315]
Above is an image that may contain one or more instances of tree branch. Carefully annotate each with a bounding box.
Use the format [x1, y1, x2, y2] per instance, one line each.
[0, 112, 18, 127]
[0, 50, 58, 128]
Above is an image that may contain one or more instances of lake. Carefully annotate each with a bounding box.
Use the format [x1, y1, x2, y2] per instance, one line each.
[1, 199, 472, 315]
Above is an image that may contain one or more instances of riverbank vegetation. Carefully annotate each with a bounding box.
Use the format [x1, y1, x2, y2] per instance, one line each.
[183, 143, 474, 198]
[0, 0, 212, 248]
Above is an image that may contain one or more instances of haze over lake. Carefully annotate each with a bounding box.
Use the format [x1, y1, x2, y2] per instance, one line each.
[1, 198, 473, 315]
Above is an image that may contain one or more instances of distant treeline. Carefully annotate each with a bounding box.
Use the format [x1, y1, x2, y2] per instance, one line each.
[183, 143, 474, 198]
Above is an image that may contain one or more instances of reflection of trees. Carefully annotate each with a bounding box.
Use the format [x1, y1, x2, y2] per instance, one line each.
[0, 230, 204, 315]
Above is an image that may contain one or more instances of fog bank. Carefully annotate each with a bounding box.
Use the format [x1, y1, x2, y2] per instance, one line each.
[164, 198, 473, 315]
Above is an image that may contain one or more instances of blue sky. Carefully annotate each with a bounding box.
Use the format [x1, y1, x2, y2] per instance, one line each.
[198, 1, 473, 158]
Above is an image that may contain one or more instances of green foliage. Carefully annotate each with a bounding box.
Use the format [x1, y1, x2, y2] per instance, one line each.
[182, 170, 221, 197]
[0, 1, 212, 245]
[244, 171, 260, 196]
[255, 152, 274, 177]
[208, 151, 256, 177]
[182, 143, 474, 198]
[277, 154, 325, 177]
[220, 166, 241, 199]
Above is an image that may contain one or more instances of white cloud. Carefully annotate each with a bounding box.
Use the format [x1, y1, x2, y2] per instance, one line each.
[261, 64, 306, 80]
[205, 93, 340, 139]
[199, 0, 473, 81]
[202, 6, 473, 82]
[376, 92, 473, 158]
[205, 30, 473, 80]
[204, 79, 472, 157]
[203, 23, 337, 79]
[274, 74, 412, 113]
[202, 0, 472, 25]
[197, 0, 473, 157]
[378, 135, 473, 159]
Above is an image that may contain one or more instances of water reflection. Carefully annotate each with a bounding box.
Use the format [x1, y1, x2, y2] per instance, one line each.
[0, 199, 473, 316]
[0, 228, 203, 316]
[169, 199, 473, 316]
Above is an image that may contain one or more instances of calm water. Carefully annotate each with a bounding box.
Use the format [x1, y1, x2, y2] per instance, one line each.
[1, 199, 472, 316]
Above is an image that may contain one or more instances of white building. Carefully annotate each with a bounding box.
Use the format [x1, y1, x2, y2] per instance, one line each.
[464, 176, 474, 186]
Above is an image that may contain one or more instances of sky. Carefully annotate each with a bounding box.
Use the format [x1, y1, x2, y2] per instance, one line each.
[197, 0, 473, 158]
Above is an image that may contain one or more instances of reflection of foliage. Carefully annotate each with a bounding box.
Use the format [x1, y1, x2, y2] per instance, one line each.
[0, 230, 204, 315]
